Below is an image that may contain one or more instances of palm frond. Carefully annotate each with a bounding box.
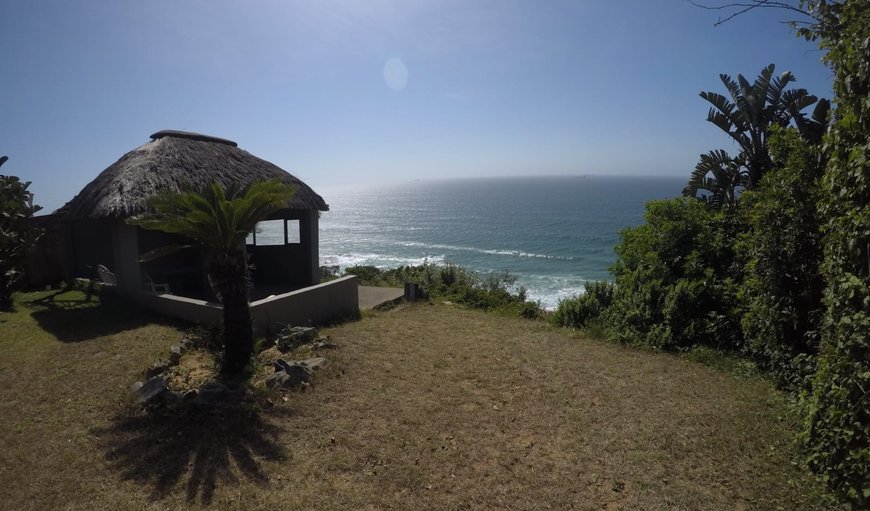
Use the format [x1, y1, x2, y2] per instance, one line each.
[684, 149, 747, 208]
[129, 179, 297, 259]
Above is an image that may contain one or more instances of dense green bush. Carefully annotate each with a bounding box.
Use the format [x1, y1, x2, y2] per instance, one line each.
[603, 198, 743, 351]
[344, 263, 540, 316]
[799, 2, 870, 506]
[0, 159, 43, 311]
[550, 280, 614, 329]
[346, 263, 478, 294]
[342, 265, 386, 284]
[583, 3, 868, 505]
[739, 128, 826, 390]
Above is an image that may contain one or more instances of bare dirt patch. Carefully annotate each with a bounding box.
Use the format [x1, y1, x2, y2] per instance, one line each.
[165, 349, 218, 392]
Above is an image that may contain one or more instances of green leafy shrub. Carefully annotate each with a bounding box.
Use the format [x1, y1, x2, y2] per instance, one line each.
[0, 160, 43, 310]
[799, 2, 870, 505]
[550, 280, 614, 329]
[603, 198, 743, 351]
[344, 265, 384, 283]
[318, 265, 341, 282]
[739, 128, 826, 390]
[345, 263, 539, 317]
[517, 300, 542, 319]
[346, 263, 477, 294]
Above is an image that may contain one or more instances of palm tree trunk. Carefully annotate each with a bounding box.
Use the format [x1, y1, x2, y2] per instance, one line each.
[222, 286, 253, 374]
[209, 249, 253, 374]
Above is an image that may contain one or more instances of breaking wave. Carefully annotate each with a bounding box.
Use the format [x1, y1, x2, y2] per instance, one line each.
[393, 241, 575, 261]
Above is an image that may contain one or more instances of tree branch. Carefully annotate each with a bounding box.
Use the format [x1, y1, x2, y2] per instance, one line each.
[686, 0, 812, 26]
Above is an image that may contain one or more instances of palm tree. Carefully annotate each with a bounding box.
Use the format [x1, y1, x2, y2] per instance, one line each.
[683, 149, 748, 208]
[700, 63, 823, 188]
[130, 180, 296, 374]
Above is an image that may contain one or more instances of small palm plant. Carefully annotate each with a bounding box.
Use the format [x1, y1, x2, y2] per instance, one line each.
[130, 180, 296, 374]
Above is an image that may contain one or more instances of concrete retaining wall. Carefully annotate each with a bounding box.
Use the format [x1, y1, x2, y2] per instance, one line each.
[120, 275, 359, 335]
[124, 289, 223, 326]
[250, 275, 359, 333]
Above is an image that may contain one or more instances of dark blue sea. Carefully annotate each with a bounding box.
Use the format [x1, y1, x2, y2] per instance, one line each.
[278, 176, 684, 308]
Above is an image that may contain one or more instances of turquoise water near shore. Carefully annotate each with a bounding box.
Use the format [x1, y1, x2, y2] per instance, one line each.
[269, 176, 685, 308]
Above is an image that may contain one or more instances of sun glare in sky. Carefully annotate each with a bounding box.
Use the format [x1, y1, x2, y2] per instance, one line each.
[383, 58, 409, 91]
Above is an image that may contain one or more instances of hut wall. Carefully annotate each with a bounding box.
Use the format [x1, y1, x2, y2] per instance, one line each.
[112, 222, 141, 290]
[248, 209, 319, 287]
[70, 219, 116, 280]
[306, 211, 320, 284]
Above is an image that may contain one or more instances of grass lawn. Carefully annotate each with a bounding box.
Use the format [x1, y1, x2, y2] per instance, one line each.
[0, 289, 832, 510]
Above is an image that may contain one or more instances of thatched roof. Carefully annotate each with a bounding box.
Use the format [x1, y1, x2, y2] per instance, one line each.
[59, 130, 328, 220]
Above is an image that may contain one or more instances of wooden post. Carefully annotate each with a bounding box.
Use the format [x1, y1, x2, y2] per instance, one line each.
[404, 282, 421, 301]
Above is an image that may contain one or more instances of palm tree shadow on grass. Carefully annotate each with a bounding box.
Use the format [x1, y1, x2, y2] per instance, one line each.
[94, 402, 292, 505]
[24, 287, 182, 342]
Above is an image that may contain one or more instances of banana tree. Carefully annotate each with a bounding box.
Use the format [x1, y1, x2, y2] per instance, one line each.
[683, 149, 749, 208]
[130, 180, 296, 374]
[789, 97, 830, 144]
[700, 64, 821, 188]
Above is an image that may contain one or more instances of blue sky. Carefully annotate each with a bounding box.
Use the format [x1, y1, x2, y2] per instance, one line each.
[1, 1, 832, 212]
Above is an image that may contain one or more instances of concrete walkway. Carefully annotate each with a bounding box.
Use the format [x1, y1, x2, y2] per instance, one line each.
[358, 286, 404, 309]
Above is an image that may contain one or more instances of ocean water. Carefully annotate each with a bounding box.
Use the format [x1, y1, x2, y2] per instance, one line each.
[268, 176, 686, 309]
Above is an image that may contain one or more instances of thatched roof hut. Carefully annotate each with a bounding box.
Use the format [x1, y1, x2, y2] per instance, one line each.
[59, 130, 329, 294]
[59, 130, 328, 220]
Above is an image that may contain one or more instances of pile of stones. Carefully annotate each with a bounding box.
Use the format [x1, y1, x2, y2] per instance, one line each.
[130, 325, 338, 407]
[266, 325, 336, 390]
[130, 338, 247, 408]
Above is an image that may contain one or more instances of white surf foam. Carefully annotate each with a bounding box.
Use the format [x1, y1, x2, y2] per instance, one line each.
[394, 241, 575, 261]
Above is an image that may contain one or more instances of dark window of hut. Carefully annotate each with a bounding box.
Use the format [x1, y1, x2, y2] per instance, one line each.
[247, 219, 301, 246]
